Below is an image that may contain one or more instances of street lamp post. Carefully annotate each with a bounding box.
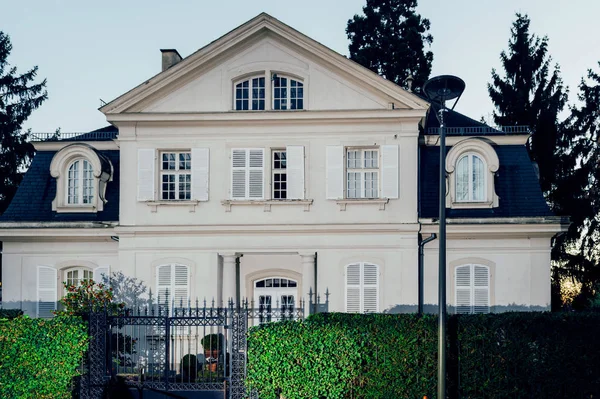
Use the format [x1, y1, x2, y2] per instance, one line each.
[422, 75, 465, 399]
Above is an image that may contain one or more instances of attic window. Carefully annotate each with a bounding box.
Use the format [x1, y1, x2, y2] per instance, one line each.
[235, 76, 265, 110]
[50, 144, 113, 213]
[272, 76, 303, 110]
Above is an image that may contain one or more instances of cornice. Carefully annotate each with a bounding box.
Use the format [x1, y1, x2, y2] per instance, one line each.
[419, 217, 568, 238]
[421, 134, 530, 146]
[33, 141, 119, 151]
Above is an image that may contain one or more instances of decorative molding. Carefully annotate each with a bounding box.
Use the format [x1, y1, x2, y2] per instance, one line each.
[335, 198, 389, 211]
[145, 200, 200, 213]
[422, 134, 530, 146]
[221, 199, 313, 212]
[34, 141, 119, 151]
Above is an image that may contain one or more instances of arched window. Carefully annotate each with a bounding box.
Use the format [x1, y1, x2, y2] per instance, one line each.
[345, 262, 379, 313]
[156, 263, 189, 313]
[455, 264, 490, 314]
[64, 267, 93, 288]
[67, 159, 95, 205]
[234, 76, 265, 110]
[272, 75, 303, 110]
[455, 154, 486, 202]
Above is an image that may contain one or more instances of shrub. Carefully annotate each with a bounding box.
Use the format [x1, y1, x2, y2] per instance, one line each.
[180, 354, 198, 382]
[200, 333, 224, 351]
[57, 279, 123, 315]
[247, 312, 600, 399]
[0, 315, 87, 399]
[0, 308, 23, 320]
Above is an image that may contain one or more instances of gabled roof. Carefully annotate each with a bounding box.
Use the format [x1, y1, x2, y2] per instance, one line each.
[100, 12, 429, 115]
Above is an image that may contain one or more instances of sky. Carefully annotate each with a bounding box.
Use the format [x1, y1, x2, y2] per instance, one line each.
[1, 0, 599, 133]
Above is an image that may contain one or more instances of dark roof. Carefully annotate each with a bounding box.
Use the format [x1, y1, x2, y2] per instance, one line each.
[419, 145, 554, 219]
[0, 150, 120, 222]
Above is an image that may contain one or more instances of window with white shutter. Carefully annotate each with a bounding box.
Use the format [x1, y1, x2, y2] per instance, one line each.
[138, 149, 156, 201]
[37, 266, 57, 318]
[156, 264, 189, 314]
[326, 146, 344, 199]
[191, 148, 209, 201]
[345, 262, 379, 313]
[93, 265, 110, 286]
[455, 264, 490, 314]
[285, 146, 305, 200]
[231, 149, 264, 199]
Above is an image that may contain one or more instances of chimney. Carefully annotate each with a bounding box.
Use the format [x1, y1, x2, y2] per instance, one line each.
[160, 49, 182, 72]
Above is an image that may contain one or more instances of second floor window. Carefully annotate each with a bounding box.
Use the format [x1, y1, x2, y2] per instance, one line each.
[346, 149, 379, 199]
[456, 154, 486, 202]
[161, 152, 191, 200]
[235, 77, 265, 110]
[273, 76, 303, 110]
[67, 159, 94, 205]
[272, 150, 287, 199]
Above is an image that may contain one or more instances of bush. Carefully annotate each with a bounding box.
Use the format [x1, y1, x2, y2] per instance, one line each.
[247, 312, 600, 399]
[0, 315, 87, 399]
[0, 308, 23, 320]
[200, 333, 224, 351]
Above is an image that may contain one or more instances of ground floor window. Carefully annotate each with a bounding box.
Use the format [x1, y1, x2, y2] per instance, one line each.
[254, 277, 298, 323]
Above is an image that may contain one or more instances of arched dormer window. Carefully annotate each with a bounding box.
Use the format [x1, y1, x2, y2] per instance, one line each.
[50, 144, 113, 213]
[234, 76, 265, 110]
[67, 159, 94, 205]
[446, 138, 499, 209]
[272, 75, 303, 110]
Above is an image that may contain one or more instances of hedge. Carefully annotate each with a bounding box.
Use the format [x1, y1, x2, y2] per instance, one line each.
[247, 312, 600, 399]
[0, 315, 88, 399]
[0, 308, 24, 320]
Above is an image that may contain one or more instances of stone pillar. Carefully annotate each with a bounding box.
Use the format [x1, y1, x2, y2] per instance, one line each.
[300, 252, 316, 316]
[221, 253, 237, 307]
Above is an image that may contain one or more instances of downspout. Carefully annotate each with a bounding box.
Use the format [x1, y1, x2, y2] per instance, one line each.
[313, 252, 318, 314]
[418, 233, 437, 314]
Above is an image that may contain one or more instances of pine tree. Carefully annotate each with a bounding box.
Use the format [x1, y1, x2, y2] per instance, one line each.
[346, 0, 433, 91]
[552, 63, 600, 307]
[488, 13, 567, 195]
[0, 31, 47, 214]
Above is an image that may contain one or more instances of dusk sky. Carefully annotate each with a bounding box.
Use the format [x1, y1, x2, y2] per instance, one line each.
[2, 0, 599, 133]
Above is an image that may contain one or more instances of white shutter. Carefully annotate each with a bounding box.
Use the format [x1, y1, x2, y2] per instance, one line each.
[326, 146, 344, 199]
[248, 149, 264, 199]
[455, 265, 472, 314]
[231, 149, 247, 199]
[381, 145, 399, 199]
[173, 264, 189, 309]
[473, 265, 490, 314]
[191, 148, 209, 201]
[286, 146, 305, 199]
[37, 266, 57, 318]
[346, 263, 361, 313]
[157, 264, 173, 312]
[93, 265, 110, 285]
[137, 149, 155, 201]
[363, 263, 379, 313]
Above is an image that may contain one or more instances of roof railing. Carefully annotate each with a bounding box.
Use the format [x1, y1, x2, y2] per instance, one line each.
[28, 131, 118, 142]
[426, 126, 530, 135]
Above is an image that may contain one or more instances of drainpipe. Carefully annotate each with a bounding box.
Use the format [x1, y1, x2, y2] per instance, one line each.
[418, 233, 437, 314]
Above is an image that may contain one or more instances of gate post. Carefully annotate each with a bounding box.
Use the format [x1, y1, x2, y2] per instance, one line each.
[81, 310, 108, 399]
[229, 301, 248, 399]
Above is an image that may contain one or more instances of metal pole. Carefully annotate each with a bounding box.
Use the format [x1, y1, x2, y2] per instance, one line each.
[438, 106, 447, 399]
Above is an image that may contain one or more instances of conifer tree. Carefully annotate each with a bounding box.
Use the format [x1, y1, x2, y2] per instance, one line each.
[346, 0, 433, 91]
[0, 31, 47, 214]
[488, 13, 567, 195]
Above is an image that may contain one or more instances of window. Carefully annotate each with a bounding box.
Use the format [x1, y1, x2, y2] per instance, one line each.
[231, 149, 265, 200]
[272, 150, 287, 199]
[455, 264, 490, 314]
[67, 159, 95, 205]
[235, 76, 265, 110]
[346, 149, 379, 199]
[345, 262, 379, 313]
[157, 264, 189, 313]
[272, 76, 303, 110]
[456, 154, 485, 202]
[160, 152, 191, 200]
[65, 268, 93, 288]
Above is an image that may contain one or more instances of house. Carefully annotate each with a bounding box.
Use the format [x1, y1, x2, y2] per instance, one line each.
[0, 13, 567, 318]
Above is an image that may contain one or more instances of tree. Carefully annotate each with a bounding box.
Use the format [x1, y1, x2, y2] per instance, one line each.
[488, 13, 568, 195]
[346, 0, 433, 91]
[551, 63, 600, 307]
[0, 31, 47, 214]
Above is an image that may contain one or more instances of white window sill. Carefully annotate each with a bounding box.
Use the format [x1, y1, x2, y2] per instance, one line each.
[221, 199, 313, 212]
[55, 205, 98, 213]
[450, 201, 494, 209]
[145, 200, 200, 213]
[335, 198, 389, 211]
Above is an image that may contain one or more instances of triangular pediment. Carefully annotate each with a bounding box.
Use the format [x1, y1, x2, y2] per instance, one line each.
[100, 13, 428, 115]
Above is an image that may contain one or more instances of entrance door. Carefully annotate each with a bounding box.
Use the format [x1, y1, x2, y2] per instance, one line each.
[253, 277, 298, 323]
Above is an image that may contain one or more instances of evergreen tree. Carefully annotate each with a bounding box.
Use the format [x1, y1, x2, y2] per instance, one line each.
[0, 31, 47, 214]
[552, 63, 600, 307]
[488, 13, 567, 195]
[346, 0, 433, 91]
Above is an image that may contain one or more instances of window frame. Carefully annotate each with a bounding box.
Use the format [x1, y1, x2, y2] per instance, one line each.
[345, 147, 380, 199]
[64, 267, 93, 290]
[455, 264, 490, 314]
[234, 75, 266, 111]
[159, 151, 192, 201]
[345, 262, 379, 313]
[272, 75, 304, 110]
[66, 158, 95, 205]
[455, 153, 487, 203]
[271, 149, 287, 200]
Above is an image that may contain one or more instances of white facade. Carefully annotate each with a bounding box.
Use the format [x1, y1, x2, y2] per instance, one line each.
[0, 14, 565, 316]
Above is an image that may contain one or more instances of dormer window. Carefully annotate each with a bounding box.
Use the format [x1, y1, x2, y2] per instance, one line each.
[235, 76, 265, 110]
[455, 154, 485, 202]
[273, 76, 303, 110]
[67, 159, 95, 205]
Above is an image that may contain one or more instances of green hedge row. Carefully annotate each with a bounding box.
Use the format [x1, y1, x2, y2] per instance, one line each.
[0, 308, 24, 320]
[247, 312, 600, 399]
[0, 315, 88, 399]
